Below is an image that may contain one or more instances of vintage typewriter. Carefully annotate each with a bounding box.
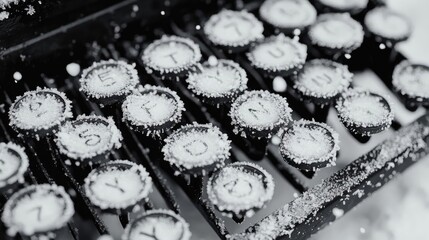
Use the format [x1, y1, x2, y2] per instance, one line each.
[0, 0, 428, 239]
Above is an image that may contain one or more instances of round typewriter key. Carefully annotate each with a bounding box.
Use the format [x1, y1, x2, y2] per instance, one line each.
[206, 162, 274, 219]
[293, 59, 353, 105]
[186, 59, 248, 106]
[230, 90, 292, 139]
[335, 89, 394, 137]
[365, 7, 412, 46]
[308, 13, 364, 56]
[122, 209, 191, 240]
[1, 184, 75, 238]
[313, 0, 368, 14]
[280, 120, 340, 171]
[142, 35, 202, 79]
[0, 142, 29, 192]
[79, 59, 140, 107]
[162, 123, 231, 175]
[247, 34, 307, 77]
[9, 87, 73, 138]
[55, 115, 122, 166]
[84, 160, 152, 212]
[122, 85, 184, 137]
[392, 61, 429, 109]
[259, 0, 317, 35]
[204, 10, 264, 52]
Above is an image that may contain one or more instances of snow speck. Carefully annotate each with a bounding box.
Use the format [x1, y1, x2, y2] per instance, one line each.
[332, 207, 344, 218]
[13, 72, 22, 81]
[66, 63, 81, 77]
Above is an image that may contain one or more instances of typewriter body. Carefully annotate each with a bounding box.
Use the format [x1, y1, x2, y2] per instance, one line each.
[0, 0, 428, 240]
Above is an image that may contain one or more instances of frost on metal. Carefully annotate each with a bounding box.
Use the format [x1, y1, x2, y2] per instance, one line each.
[293, 59, 352, 103]
[122, 85, 184, 137]
[231, 115, 429, 240]
[229, 90, 292, 139]
[246, 34, 307, 75]
[8, 87, 73, 138]
[280, 119, 340, 171]
[364, 7, 412, 42]
[186, 59, 248, 105]
[1, 184, 75, 237]
[308, 13, 364, 52]
[204, 10, 264, 48]
[141, 35, 202, 76]
[0, 142, 29, 190]
[207, 162, 275, 218]
[79, 59, 139, 103]
[392, 60, 429, 102]
[122, 209, 191, 240]
[84, 160, 152, 211]
[259, 0, 317, 31]
[55, 115, 123, 162]
[162, 122, 231, 175]
[335, 89, 394, 136]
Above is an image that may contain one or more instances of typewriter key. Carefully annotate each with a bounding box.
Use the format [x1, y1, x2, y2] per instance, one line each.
[84, 160, 152, 213]
[186, 59, 248, 106]
[335, 89, 394, 139]
[122, 85, 185, 137]
[364, 7, 412, 46]
[280, 120, 340, 171]
[0, 142, 29, 192]
[55, 115, 123, 166]
[9, 87, 73, 138]
[259, 0, 317, 35]
[162, 123, 231, 176]
[1, 184, 75, 238]
[247, 34, 307, 77]
[142, 35, 202, 79]
[313, 0, 369, 14]
[206, 162, 274, 220]
[204, 10, 264, 52]
[293, 59, 353, 105]
[308, 13, 364, 57]
[122, 209, 191, 240]
[230, 90, 292, 139]
[79, 59, 140, 107]
[392, 61, 429, 110]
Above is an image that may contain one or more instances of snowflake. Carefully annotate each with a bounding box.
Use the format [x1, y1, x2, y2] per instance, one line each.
[25, 5, 35, 15]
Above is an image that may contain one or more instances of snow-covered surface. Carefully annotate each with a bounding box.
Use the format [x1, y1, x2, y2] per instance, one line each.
[122, 209, 191, 240]
[309, 13, 364, 51]
[1, 184, 74, 237]
[365, 7, 412, 41]
[247, 34, 307, 73]
[204, 10, 264, 48]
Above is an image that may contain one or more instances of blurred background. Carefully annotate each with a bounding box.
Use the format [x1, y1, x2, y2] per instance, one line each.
[312, 0, 429, 239]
